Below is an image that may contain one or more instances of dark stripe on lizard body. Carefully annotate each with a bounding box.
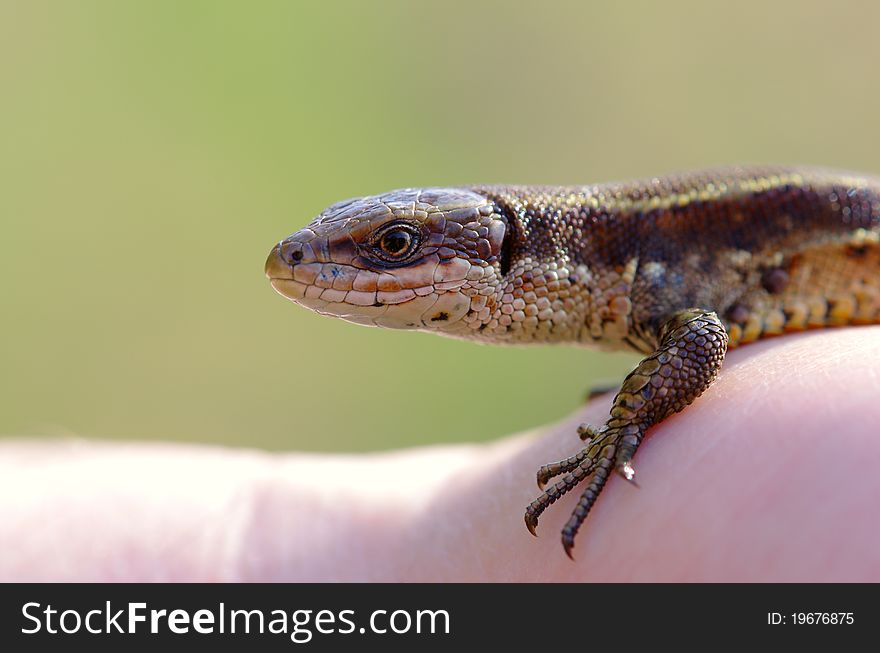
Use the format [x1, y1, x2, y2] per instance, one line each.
[265, 165, 880, 556]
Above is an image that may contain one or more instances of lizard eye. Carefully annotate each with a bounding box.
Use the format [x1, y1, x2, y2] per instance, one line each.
[381, 229, 412, 255]
[369, 223, 421, 263]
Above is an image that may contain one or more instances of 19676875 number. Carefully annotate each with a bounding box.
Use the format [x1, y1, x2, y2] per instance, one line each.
[768, 613, 854, 625]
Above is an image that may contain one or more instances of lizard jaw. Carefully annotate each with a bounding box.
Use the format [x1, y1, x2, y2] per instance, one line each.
[266, 245, 480, 331]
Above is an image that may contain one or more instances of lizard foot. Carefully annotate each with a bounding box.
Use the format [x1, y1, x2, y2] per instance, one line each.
[524, 308, 728, 558]
[526, 425, 641, 558]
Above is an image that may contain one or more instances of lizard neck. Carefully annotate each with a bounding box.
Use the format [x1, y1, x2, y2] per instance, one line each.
[461, 187, 647, 351]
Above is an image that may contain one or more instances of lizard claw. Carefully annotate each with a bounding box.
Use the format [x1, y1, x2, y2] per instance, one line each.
[536, 464, 557, 489]
[525, 430, 619, 554]
[562, 533, 576, 560]
[617, 461, 640, 487]
[524, 512, 539, 537]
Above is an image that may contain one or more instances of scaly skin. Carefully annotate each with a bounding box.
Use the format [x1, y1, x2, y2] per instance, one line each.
[265, 165, 880, 557]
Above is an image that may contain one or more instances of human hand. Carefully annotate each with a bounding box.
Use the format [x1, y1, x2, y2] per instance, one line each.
[2, 328, 878, 581]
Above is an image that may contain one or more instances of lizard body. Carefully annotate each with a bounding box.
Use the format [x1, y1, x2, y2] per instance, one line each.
[265, 165, 880, 556]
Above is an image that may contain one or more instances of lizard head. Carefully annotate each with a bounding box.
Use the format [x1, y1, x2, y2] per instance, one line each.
[265, 188, 511, 335]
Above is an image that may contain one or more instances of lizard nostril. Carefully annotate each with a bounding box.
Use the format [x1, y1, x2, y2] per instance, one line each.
[279, 241, 305, 265]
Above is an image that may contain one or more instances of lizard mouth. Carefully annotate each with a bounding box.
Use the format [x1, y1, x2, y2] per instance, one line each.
[264, 243, 294, 280]
[265, 244, 317, 305]
[268, 277, 309, 301]
[265, 245, 389, 325]
[264, 244, 313, 302]
[265, 241, 475, 330]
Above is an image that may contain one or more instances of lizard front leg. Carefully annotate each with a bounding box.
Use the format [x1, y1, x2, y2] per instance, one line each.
[525, 308, 729, 558]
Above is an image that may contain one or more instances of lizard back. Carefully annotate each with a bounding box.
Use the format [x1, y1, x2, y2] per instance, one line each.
[474, 166, 880, 351]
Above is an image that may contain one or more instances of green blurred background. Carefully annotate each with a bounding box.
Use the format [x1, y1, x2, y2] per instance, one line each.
[2, 1, 879, 451]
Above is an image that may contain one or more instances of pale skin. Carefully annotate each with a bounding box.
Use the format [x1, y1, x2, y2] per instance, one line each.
[2, 328, 879, 582]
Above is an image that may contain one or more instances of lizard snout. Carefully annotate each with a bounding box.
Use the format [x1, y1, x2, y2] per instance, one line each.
[264, 240, 305, 280]
[265, 237, 328, 303]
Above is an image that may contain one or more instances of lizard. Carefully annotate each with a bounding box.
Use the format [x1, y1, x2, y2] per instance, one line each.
[264, 165, 880, 558]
